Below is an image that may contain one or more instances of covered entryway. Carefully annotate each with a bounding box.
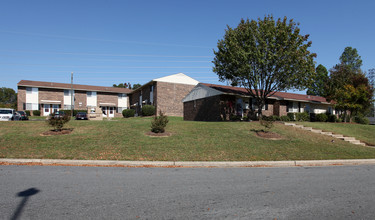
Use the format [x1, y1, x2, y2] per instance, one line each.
[41, 100, 61, 116]
[100, 103, 116, 118]
[101, 106, 115, 118]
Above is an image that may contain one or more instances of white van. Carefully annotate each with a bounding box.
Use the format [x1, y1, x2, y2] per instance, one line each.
[0, 108, 15, 121]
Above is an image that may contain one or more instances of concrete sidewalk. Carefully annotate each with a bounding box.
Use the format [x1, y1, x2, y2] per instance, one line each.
[2, 158, 375, 168]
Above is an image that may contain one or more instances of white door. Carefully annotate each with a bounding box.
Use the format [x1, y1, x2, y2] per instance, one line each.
[43, 104, 51, 116]
[102, 106, 115, 118]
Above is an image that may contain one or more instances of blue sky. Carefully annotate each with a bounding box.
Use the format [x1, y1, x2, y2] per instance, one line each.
[1, 0, 374, 93]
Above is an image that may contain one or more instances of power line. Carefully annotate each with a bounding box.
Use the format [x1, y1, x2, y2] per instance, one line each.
[0, 30, 212, 49]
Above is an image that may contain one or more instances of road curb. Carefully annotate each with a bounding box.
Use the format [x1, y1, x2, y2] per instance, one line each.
[2, 158, 375, 168]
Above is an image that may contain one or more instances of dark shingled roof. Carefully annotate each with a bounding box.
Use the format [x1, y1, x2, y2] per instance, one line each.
[201, 83, 330, 104]
[18, 80, 132, 94]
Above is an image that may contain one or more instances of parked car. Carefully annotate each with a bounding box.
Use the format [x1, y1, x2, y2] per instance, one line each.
[53, 111, 66, 118]
[16, 111, 29, 120]
[0, 108, 15, 121]
[12, 112, 22, 121]
[75, 112, 88, 120]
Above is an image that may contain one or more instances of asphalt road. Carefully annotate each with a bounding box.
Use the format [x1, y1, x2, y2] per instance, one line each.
[1, 165, 375, 219]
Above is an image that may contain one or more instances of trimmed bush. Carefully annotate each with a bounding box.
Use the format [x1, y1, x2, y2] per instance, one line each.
[354, 116, 369, 125]
[46, 113, 71, 131]
[122, 109, 135, 118]
[327, 114, 337, 122]
[295, 112, 310, 121]
[25, 110, 30, 116]
[287, 113, 295, 121]
[270, 115, 280, 121]
[280, 116, 290, 121]
[141, 105, 156, 116]
[316, 113, 328, 122]
[33, 110, 41, 116]
[151, 111, 169, 133]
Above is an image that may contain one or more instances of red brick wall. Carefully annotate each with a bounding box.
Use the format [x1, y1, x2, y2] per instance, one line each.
[156, 81, 196, 117]
[17, 86, 26, 111]
[74, 90, 87, 110]
[97, 92, 118, 106]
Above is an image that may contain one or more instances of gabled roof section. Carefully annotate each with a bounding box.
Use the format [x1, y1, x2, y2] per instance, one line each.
[17, 80, 132, 94]
[182, 84, 223, 102]
[199, 83, 331, 104]
[153, 73, 199, 85]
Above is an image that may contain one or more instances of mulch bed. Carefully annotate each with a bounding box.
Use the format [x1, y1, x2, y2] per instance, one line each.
[145, 131, 172, 137]
[41, 128, 73, 136]
[255, 131, 283, 140]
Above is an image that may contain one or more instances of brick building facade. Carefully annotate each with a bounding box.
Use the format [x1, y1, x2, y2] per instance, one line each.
[17, 80, 131, 117]
[130, 73, 199, 117]
[183, 83, 335, 121]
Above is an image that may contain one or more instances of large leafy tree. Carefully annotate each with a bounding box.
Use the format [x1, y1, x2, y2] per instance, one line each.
[213, 15, 316, 117]
[0, 87, 17, 108]
[307, 64, 328, 96]
[339, 46, 362, 71]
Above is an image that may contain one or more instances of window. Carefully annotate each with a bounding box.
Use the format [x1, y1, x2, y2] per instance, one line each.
[287, 101, 293, 113]
[118, 93, 127, 99]
[87, 91, 92, 97]
[26, 87, 32, 94]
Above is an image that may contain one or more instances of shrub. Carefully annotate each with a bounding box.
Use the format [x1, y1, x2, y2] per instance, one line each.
[287, 113, 295, 121]
[122, 109, 135, 118]
[33, 110, 41, 116]
[270, 115, 280, 121]
[25, 110, 30, 116]
[354, 116, 369, 125]
[295, 112, 310, 121]
[260, 115, 275, 131]
[316, 113, 328, 122]
[151, 111, 169, 133]
[327, 114, 337, 122]
[230, 114, 242, 121]
[280, 116, 290, 121]
[46, 113, 71, 131]
[242, 116, 249, 121]
[142, 105, 156, 116]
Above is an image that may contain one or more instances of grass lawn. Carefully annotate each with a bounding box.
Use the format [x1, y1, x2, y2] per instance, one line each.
[1, 117, 375, 161]
[296, 122, 375, 146]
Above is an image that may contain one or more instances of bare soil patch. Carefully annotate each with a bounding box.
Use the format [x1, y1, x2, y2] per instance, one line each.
[255, 131, 283, 140]
[41, 128, 73, 136]
[145, 131, 172, 137]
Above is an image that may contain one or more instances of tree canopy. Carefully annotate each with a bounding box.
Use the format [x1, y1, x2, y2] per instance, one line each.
[324, 48, 373, 121]
[339, 46, 362, 71]
[0, 87, 17, 108]
[213, 15, 316, 116]
[306, 64, 328, 96]
[113, 82, 132, 89]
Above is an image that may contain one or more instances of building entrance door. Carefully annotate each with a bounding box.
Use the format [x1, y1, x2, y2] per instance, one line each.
[43, 104, 51, 116]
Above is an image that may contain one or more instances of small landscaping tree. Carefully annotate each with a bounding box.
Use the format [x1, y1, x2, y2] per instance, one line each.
[151, 111, 169, 133]
[260, 115, 274, 132]
[47, 113, 71, 131]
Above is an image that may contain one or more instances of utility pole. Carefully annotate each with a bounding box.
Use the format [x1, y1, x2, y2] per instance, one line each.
[71, 72, 74, 118]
